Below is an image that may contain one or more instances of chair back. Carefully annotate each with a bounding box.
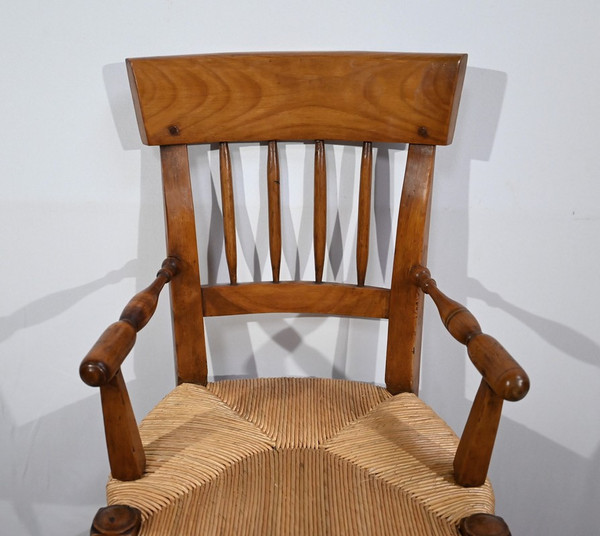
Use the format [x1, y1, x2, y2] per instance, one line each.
[126, 52, 467, 393]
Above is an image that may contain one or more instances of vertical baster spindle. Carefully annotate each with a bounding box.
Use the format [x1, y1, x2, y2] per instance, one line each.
[356, 142, 373, 287]
[314, 140, 326, 283]
[219, 142, 237, 284]
[267, 141, 282, 282]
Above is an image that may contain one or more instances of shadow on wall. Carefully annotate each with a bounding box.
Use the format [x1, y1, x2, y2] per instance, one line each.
[3, 62, 596, 535]
[108, 61, 600, 534]
[0, 260, 137, 344]
[468, 277, 600, 367]
[422, 66, 600, 536]
[420, 65, 509, 420]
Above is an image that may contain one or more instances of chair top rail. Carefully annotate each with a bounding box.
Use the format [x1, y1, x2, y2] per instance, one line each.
[127, 51, 467, 146]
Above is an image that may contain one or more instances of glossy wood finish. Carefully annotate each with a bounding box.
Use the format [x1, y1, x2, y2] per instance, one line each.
[91, 505, 142, 536]
[219, 142, 237, 284]
[83, 51, 528, 534]
[356, 142, 373, 287]
[80, 257, 178, 387]
[385, 144, 436, 395]
[100, 370, 146, 480]
[411, 265, 530, 486]
[267, 140, 282, 282]
[412, 265, 529, 401]
[459, 513, 511, 536]
[454, 379, 503, 486]
[80, 258, 177, 481]
[314, 140, 326, 283]
[127, 52, 467, 146]
[161, 145, 208, 385]
[202, 281, 389, 318]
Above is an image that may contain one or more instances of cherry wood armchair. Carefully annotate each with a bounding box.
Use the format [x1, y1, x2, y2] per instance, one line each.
[80, 52, 529, 536]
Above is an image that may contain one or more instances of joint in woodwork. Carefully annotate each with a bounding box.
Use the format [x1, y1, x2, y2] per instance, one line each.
[157, 256, 180, 280]
[410, 264, 434, 292]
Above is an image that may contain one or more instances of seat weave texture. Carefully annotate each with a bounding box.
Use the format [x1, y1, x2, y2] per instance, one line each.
[107, 377, 494, 535]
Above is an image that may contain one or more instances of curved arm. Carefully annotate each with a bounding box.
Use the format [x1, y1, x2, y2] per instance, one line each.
[412, 264, 530, 486]
[79, 257, 179, 481]
[80, 257, 179, 386]
[411, 265, 529, 401]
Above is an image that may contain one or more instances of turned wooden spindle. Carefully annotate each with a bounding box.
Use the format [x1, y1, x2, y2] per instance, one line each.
[411, 265, 529, 401]
[80, 258, 179, 481]
[267, 140, 282, 282]
[314, 140, 326, 283]
[219, 142, 237, 284]
[356, 141, 373, 287]
[412, 264, 529, 485]
[80, 257, 179, 387]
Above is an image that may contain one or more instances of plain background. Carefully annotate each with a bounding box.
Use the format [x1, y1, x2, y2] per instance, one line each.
[1, 2, 599, 535]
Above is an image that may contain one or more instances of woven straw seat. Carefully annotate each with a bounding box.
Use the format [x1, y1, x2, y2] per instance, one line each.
[107, 378, 494, 535]
[82, 53, 528, 536]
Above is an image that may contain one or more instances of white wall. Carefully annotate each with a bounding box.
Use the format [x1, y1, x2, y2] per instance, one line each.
[2, 2, 599, 535]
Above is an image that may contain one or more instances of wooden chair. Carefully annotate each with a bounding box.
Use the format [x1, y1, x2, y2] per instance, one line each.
[80, 52, 529, 536]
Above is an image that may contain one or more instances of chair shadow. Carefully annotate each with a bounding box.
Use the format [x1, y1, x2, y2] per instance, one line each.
[0, 260, 137, 344]
[467, 276, 600, 367]
[420, 65, 600, 536]
[4, 62, 588, 535]
[1, 388, 114, 535]
[184, 140, 383, 382]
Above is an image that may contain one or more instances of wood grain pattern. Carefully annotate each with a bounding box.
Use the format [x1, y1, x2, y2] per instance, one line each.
[411, 265, 529, 486]
[412, 265, 529, 401]
[385, 144, 436, 395]
[219, 142, 237, 284]
[161, 145, 208, 385]
[356, 141, 373, 287]
[453, 379, 504, 487]
[79, 259, 179, 483]
[80, 258, 178, 387]
[100, 370, 146, 481]
[267, 141, 282, 282]
[202, 282, 389, 318]
[85, 49, 526, 534]
[314, 140, 326, 283]
[126, 52, 467, 145]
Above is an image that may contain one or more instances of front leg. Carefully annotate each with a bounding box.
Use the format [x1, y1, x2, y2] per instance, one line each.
[91, 505, 141, 536]
[459, 513, 511, 536]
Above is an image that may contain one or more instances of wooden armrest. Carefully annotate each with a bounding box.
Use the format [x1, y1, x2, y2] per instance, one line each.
[79, 257, 179, 481]
[411, 265, 529, 401]
[411, 265, 530, 486]
[80, 257, 179, 386]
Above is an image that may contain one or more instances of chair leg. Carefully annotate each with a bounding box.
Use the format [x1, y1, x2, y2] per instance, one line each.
[90, 505, 142, 536]
[459, 513, 511, 536]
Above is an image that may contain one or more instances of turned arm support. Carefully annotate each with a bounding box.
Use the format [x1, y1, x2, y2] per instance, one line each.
[80, 257, 179, 386]
[79, 257, 179, 481]
[411, 265, 530, 486]
[411, 265, 529, 401]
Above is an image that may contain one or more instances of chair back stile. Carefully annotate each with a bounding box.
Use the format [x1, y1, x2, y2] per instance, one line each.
[126, 52, 467, 392]
[160, 144, 208, 385]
